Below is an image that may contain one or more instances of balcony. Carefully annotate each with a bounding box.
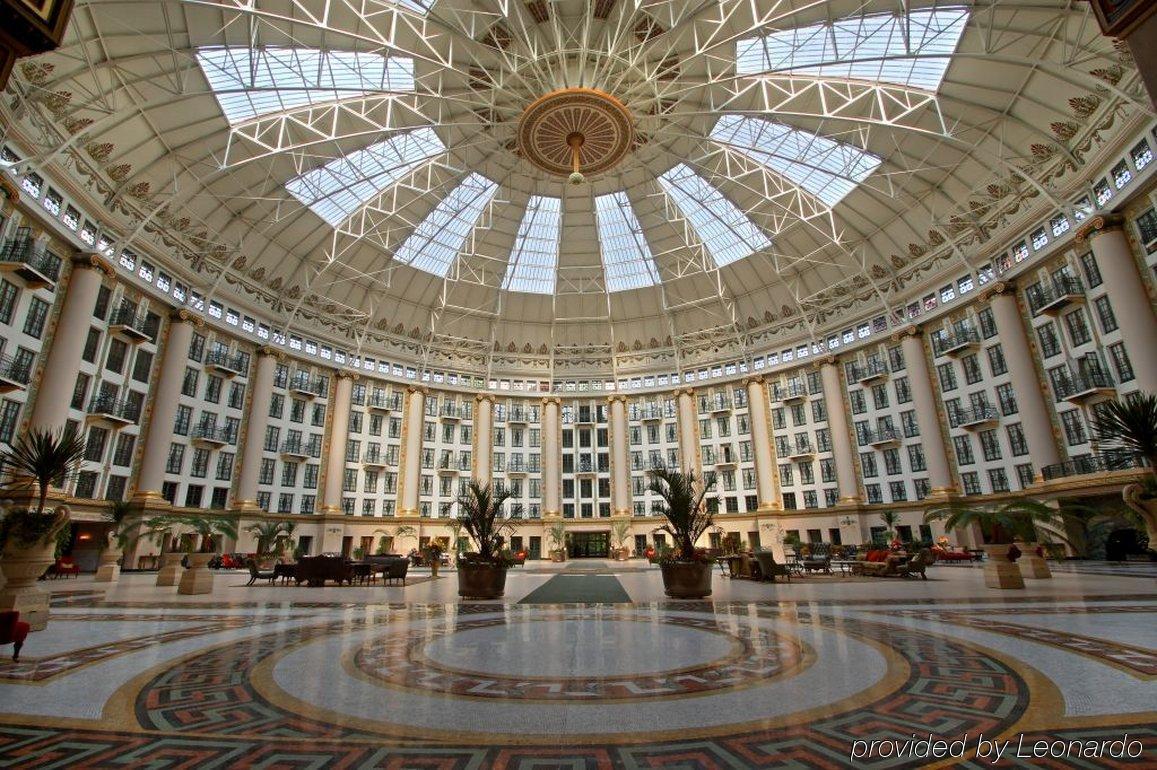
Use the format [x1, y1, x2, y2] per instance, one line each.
[0, 353, 33, 392]
[1056, 371, 1115, 403]
[865, 428, 900, 447]
[279, 441, 309, 459]
[1041, 451, 1145, 481]
[713, 448, 738, 467]
[437, 455, 470, 474]
[0, 238, 61, 290]
[852, 360, 889, 384]
[192, 424, 232, 446]
[954, 405, 1000, 430]
[574, 459, 598, 475]
[1028, 275, 1084, 315]
[704, 396, 732, 414]
[86, 396, 140, 427]
[289, 374, 325, 398]
[786, 441, 815, 459]
[639, 405, 665, 421]
[508, 408, 529, 424]
[367, 393, 401, 412]
[108, 305, 152, 343]
[932, 326, 979, 357]
[772, 381, 808, 403]
[361, 450, 389, 468]
[507, 458, 529, 475]
[205, 350, 245, 377]
[440, 404, 463, 421]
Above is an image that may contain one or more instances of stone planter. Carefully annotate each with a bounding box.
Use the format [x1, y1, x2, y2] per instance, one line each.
[549, 549, 566, 563]
[660, 560, 713, 599]
[155, 552, 185, 586]
[614, 547, 629, 561]
[981, 545, 1024, 589]
[94, 549, 122, 583]
[0, 540, 58, 631]
[1123, 485, 1157, 551]
[457, 562, 507, 599]
[178, 552, 216, 595]
[430, 560, 440, 579]
[1020, 542, 1051, 579]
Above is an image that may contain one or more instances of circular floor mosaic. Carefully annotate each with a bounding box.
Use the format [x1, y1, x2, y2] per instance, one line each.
[352, 612, 807, 700]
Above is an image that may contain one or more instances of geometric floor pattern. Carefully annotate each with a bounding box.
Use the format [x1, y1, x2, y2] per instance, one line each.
[0, 567, 1154, 768]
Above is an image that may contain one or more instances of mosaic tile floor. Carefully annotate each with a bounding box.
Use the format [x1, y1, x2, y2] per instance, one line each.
[0, 564, 1154, 768]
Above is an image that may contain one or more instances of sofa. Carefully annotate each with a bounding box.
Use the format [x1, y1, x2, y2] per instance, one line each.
[0, 610, 30, 661]
[364, 555, 410, 585]
[294, 555, 355, 587]
[753, 551, 791, 583]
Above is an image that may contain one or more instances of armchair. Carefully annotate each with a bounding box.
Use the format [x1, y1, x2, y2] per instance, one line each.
[0, 610, 30, 661]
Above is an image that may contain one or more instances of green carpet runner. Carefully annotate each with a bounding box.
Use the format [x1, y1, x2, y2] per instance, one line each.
[519, 574, 632, 604]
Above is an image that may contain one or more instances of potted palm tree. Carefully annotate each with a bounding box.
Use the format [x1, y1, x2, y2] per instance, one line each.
[647, 467, 717, 598]
[95, 500, 137, 583]
[245, 520, 296, 567]
[0, 426, 87, 631]
[612, 518, 631, 560]
[879, 510, 900, 544]
[423, 540, 444, 578]
[455, 481, 514, 599]
[547, 520, 567, 562]
[1091, 393, 1157, 553]
[175, 515, 239, 595]
[141, 517, 184, 586]
[925, 500, 1071, 588]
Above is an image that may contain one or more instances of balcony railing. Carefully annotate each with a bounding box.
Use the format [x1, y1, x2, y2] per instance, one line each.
[1055, 370, 1115, 402]
[289, 374, 325, 397]
[87, 396, 140, 424]
[0, 353, 33, 389]
[773, 381, 808, 402]
[0, 236, 62, 289]
[952, 405, 999, 429]
[852, 360, 889, 383]
[701, 396, 732, 413]
[864, 428, 900, 446]
[637, 404, 666, 421]
[932, 326, 979, 357]
[192, 424, 233, 444]
[205, 350, 246, 375]
[1027, 275, 1084, 315]
[108, 305, 151, 341]
[366, 393, 402, 411]
[362, 450, 388, 466]
[785, 441, 815, 458]
[1041, 451, 1145, 481]
[440, 403, 463, 419]
[280, 441, 309, 458]
[508, 408, 529, 423]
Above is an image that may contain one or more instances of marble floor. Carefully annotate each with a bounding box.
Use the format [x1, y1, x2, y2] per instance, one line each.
[1, 560, 1154, 768]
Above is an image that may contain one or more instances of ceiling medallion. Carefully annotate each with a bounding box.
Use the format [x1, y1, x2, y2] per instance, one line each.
[517, 88, 634, 183]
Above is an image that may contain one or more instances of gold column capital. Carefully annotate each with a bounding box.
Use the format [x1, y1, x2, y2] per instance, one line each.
[978, 280, 1016, 302]
[605, 394, 628, 405]
[169, 308, 204, 327]
[334, 368, 359, 381]
[741, 374, 766, 388]
[71, 251, 116, 277]
[541, 395, 562, 407]
[1074, 214, 1125, 244]
[674, 386, 695, 398]
[890, 324, 922, 342]
[256, 345, 286, 361]
[0, 176, 19, 203]
[474, 392, 495, 405]
[405, 383, 428, 396]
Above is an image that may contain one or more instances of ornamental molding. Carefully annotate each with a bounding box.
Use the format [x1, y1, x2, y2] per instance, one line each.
[168, 308, 204, 327]
[1074, 213, 1125, 243]
[70, 251, 115, 277]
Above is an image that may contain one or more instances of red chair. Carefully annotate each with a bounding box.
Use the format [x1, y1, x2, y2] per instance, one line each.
[0, 610, 30, 661]
[49, 557, 80, 579]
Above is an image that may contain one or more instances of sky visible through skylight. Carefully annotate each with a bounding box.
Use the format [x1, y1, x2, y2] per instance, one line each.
[735, 8, 970, 91]
[658, 164, 771, 267]
[594, 191, 660, 292]
[285, 127, 444, 226]
[503, 196, 561, 294]
[711, 115, 882, 206]
[393, 173, 499, 277]
[196, 47, 415, 124]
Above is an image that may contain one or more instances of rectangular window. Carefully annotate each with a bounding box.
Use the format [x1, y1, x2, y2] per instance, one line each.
[23, 297, 49, 338]
[936, 363, 957, 392]
[1060, 410, 1086, 445]
[1063, 310, 1092, 347]
[216, 452, 235, 481]
[0, 280, 18, 324]
[953, 435, 974, 465]
[112, 434, 135, 466]
[1036, 323, 1061, 358]
[1108, 343, 1134, 383]
[0, 399, 20, 444]
[1093, 296, 1117, 333]
[166, 443, 185, 474]
[1006, 423, 1028, 456]
[987, 344, 1007, 376]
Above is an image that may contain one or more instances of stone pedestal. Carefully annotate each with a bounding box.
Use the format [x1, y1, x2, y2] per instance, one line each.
[1020, 543, 1052, 579]
[982, 545, 1025, 589]
[0, 541, 57, 631]
[177, 553, 215, 595]
[155, 552, 185, 586]
[94, 550, 122, 583]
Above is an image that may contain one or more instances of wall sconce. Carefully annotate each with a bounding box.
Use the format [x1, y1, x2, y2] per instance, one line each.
[839, 517, 857, 527]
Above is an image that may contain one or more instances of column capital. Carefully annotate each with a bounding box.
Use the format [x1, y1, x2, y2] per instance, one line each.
[0, 176, 19, 204]
[741, 374, 766, 388]
[70, 251, 116, 277]
[1075, 214, 1125, 243]
[474, 392, 495, 405]
[815, 354, 840, 369]
[890, 324, 922, 342]
[256, 345, 286, 361]
[978, 279, 1016, 302]
[605, 394, 628, 405]
[674, 386, 695, 398]
[541, 395, 562, 406]
[168, 307, 204, 327]
[333, 368, 359, 381]
[406, 383, 428, 396]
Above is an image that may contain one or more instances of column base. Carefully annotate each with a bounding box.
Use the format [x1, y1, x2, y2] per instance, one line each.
[927, 486, 959, 501]
[319, 504, 341, 515]
[398, 508, 420, 518]
[612, 508, 632, 518]
[756, 502, 782, 513]
[232, 500, 265, 514]
[836, 496, 864, 506]
[542, 510, 561, 519]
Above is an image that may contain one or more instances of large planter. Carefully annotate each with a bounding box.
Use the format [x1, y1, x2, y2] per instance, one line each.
[0, 540, 57, 631]
[430, 560, 441, 579]
[549, 549, 566, 563]
[614, 547, 629, 561]
[155, 552, 185, 586]
[1123, 485, 1157, 551]
[660, 560, 713, 599]
[94, 549, 122, 583]
[981, 545, 1024, 589]
[1020, 542, 1051, 579]
[457, 562, 507, 599]
[177, 552, 215, 595]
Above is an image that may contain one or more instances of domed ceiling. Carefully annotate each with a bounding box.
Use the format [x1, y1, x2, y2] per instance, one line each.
[4, 0, 1149, 376]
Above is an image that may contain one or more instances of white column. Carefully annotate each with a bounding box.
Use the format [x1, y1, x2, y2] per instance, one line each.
[321, 371, 356, 513]
[134, 309, 200, 502]
[675, 388, 700, 474]
[819, 360, 861, 504]
[541, 397, 561, 517]
[898, 328, 957, 496]
[1079, 216, 1157, 393]
[398, 386, 426, 516]
[27, 254, 114, 433]
[235, 347, 280, 511]
[473, 393, 494, 484]
[986, 284, 1062, 477]
[745, 376, 781, 511]
[608, 395, 631, 516]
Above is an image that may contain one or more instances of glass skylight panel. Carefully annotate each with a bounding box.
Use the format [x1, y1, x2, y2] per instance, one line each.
[393, 173, 498, 277]
[594, 191, 660, 292]
[285, 127, 444, 226]
[196, 47, 415, 124]
[503, 196, 561, 294]
[711, 115, 882, 206]
[735, 8, 969, 91]
[657, 164, 770, 266]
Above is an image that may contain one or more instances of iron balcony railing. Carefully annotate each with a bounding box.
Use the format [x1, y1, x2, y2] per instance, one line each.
[0, 237, 62, 282]
[852, 359, 889, 382]
[192, 424, 233, 443]
[1027, 275, 1083, 315]
[774, 381, 808, 401]
[205, 350, 246, 373]
[932, 325, 980, 356]
[88, 396, 140, 423]
[367, 393, 402, 410]
[863, 427, 900, 445]
[108, 304, 150, 335]
[1055, 370, 1115, 400]
[951, 405, 999, 428]
[1041, 451, 1145, 481]
[289, 373, 326, 396]
[0, 353, 33, 385]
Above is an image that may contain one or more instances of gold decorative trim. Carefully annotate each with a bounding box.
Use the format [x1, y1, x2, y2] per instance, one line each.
[1074, 214, 1124, 243]
[256, 345, 286, 361]
[168, 307, 204, 326]
[977, 279, 1016, 302]
[334, 369, 359, 381]
[889, 324, 921, 342]
[0, 176, 19, 203]
[541, 396, 562, 406]
[70, 251, 115, 277]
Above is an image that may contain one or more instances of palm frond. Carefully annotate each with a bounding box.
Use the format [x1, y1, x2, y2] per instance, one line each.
[646, 467, 717, 557]
[1090, 393, 1157, 470]
[456, 480, 514, 560]
[0, 426, 87, 515]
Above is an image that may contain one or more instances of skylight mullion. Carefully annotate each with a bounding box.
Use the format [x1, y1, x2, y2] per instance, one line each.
[657, 164, 770, 267]
[503, 196, 562, 294]
[595, 191, 660, 292]
[393, 173, 499, 278]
